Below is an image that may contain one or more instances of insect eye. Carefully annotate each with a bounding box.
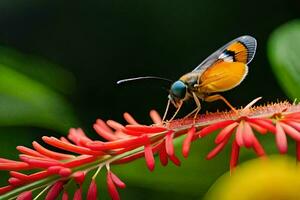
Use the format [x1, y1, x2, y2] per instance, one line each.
[170, 81, 187, 99]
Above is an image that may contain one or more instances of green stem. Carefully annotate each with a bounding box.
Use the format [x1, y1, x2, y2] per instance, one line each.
[32, 184, 51, 200]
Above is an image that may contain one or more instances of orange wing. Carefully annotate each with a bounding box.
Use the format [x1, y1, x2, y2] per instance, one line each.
[199, 61, 248, 93]
[226, 41, 248, 63]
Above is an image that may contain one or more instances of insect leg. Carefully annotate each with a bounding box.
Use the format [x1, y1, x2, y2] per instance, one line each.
[183, 107, 199, 119]
[192, 92, 201, 121]
[169, 101, 183, 122]
[162, 99, 171, 122]
[204, 94, 237, 112]
[183, 92, 202, 119]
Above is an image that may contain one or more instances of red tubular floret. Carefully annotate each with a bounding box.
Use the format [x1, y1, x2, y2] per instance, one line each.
[16, 191, 32, 200]
[230, 140, 240, 172]
[158, 142, 168, 166]
[19, 155, 62, 168]
[45, 181, 65, 200]
[280, 122, 300, 141]
[252, 136, 266, 156]
[63, 155, 98, 168]
[87, 179, 98, 200]
[198, 120, 235, 138]
[16, 146, 45, 158]
[107, 171, 120, 200]
[110, 172, 126, 189]
[247, 118, 276, 133]
[125, 125, 167, 134]
[215, 122, 238, 144]
[86, 135, 149, 151]
[243, 122, 255, 148]
[144, 142, 155, 171]
[32, 141, 75, 160]
[42, 136, 105, 156]
[182, 126, 196, 158]
[94, 123, 119, 141]
[206, 137, 231, 160]
[0, 161, 30, 171]
[275, 123, 288, 154]
[10, 171, 29, 180]
[123, 112, 140, 125]
[0, 185, 14, 195]
[165, 131, 175, 156]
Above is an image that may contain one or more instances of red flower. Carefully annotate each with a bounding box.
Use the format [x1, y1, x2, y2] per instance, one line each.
[73, 171, 86, 185]
[16, 191, 32, 200]
[62, 191, 69, 200]
[87, 179, 98, 200]
[0, 99, 300, 199]
[73, 187, 82, 200]
[274, 113, 300, 154]
[200, 118, 267, 171]
[45, 181, 65, 200]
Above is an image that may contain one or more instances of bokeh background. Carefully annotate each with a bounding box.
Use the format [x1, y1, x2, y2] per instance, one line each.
[0, 0, 299, 199]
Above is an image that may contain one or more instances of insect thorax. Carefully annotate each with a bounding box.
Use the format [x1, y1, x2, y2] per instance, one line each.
[179, 72, 200, 90]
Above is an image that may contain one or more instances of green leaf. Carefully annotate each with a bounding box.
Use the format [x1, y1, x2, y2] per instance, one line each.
[268, 19, 300, 99]
[0, 48, 78, 133]
[0, 47, 75, 94]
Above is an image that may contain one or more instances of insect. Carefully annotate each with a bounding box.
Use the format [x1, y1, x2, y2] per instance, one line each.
[118, 35, 257, 121]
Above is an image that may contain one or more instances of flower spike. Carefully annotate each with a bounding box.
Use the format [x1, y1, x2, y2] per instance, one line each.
[0, 99, 300, 199]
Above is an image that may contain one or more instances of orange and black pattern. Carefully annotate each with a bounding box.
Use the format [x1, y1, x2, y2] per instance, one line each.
[226, 41, 248, 63]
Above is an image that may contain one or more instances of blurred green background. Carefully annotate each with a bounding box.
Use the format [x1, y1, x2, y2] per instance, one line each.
[0, 0, 299, 199]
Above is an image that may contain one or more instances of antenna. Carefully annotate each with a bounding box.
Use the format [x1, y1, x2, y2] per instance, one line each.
[117, 76, 173, 85]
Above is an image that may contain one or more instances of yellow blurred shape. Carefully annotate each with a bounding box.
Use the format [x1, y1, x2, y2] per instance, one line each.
[204, 156, 300, 200]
